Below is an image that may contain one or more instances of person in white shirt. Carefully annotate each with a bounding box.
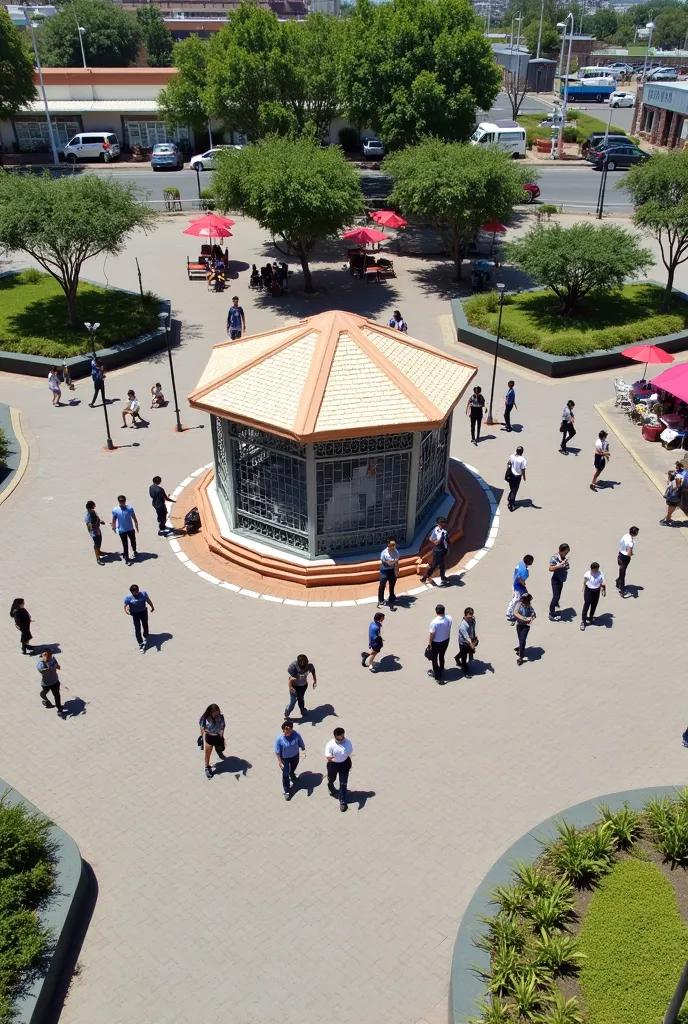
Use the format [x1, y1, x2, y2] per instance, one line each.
[122, 390, 144, 428]
[420, 516, 449, 585]
[581, 561, 606, 629]
[591, 430, 611, 490]
[378, 538, 400, 608]
[559, 400, 576, 453]
[428, 603, 452, 682]
[507, 446, 527, 511]
[325, 727, 353, 812]
[48, 367, 62, 407]
[615, 526, 639, 593]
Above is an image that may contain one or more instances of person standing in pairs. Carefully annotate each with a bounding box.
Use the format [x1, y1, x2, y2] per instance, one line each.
[84, 501, 105, 565]
[274, 720, 306, 801]
[616, 526, 639, 595]
[504, 381, 517, 432]
[507, 555, 534, 620]
[427, 603, 452, 683]
[660, 470, 682, 525]
[466, 386, 485, 445]
[591, 430, 611, 490]
[559, 400, 576, 453]
[326, 727, 353, 812]
[506, 446, 527, 512]
[388, 310, 408, 332]
[580, 562, 606, 629]
[548, 543, 570, 621]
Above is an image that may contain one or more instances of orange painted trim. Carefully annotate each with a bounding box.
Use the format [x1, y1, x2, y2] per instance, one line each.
[294, 311, 345, 437]
[37, 68, 178, 86]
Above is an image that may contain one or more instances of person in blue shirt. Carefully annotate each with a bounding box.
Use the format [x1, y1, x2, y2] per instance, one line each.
[111, 494, 139, 564]
[362, 612, 385, 672]
[37, 649, 64, 716]
[504, 380, 517, 432]
[124, 584, 154, 651]
[274, 720, 306, 800]
[227, 296, 246, 340]
[89, 358, 105, 408]
[506, 554, 534, 620]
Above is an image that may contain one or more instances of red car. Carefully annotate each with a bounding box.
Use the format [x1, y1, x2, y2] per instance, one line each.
[523, 183, 540, 203]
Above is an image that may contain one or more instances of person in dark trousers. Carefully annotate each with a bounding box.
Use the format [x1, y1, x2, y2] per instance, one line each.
[37, 650, 64, 716]
[591, 430, 611, 490]
[420, 516, 449, 585]
[89, 358, 105, 408]
[227, 296, 246, 340]
[149, 477, 176, 535]
[580, 562, 606, 629]
[325, 727, 353, 812]
[378, 538, 399, 607]
[362, 612, 384, 671]
[111, 495, 139, 564]
[428, 604, 452, 682]
[456, 607, 478, 674]
[199, 704, 226, 779]
[84, 500, 105, 564]
[560, 400, 576, 453]
[274, 720, 306, 800]
[548, 543, 570, 620]
[507, 555, 534, 620]
[10, 598, 32, 654]
[466, 385, 485, 445]
[284, 654, 317, 718]
[124, 584, 154, 652]
[513, 593, 536, 666]
[616, 527, 639, 594]
[504, 381, 517, 431]
[506, 447, 527, 511]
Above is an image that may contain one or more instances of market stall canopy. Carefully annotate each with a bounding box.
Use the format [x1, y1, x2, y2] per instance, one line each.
[651, 363, 688, 405]
[341, 227, 388, 245]
[189, 309, 477, 443]
[371, 211, 408, 228]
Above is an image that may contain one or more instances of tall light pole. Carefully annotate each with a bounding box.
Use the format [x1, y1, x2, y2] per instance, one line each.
[557, 13, 575, 160]
[159, 312, 183, 432]
[85, 322, 114, 450]
[486, 284, 506, 427]
[641, 21, 656, 86]
[536, 0, 545, 58]
[76, 24, 87, 68]
[23, 9, 59, 165]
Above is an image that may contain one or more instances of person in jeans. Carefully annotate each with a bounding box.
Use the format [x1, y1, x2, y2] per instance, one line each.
[506, 446, 527, 512]
[111, 495, 139, 564]
[504, 381, 517, 432]
[513, 593, 536, 666]
[466, 385, 485, 445]
[149, 476, 176, 535]
[199, 704, 225, 779]
[507, 555, 534, 620]
[548, 543, 570, 620]
[10, 598, 33, 655]
[362, 612, 384, 672]
[560, 400, 576, 453]
[284, 654, 317, 718]
[581, 562, 606, 629]
[428, 603, 452, 682]
[37, 650, 64, 716]
[89, 358, 105, 408]
[325, 727, 353, 812]
[616, 526, 639, 594]
[227, 296, 246, 340]
[124, 584, 154, 652]
[420, 516, 449, 585]
[456, 607, 478, 675]
[274, 720, 306, 800]
[378, 538, 399, 608]
[84, 500, 105, 564]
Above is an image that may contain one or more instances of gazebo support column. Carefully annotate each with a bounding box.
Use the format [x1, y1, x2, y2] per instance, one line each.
[306, 444, 317, 557]
[405, 432, 422, 543]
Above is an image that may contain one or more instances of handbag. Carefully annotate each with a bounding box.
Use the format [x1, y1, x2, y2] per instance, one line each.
[504, 460, 513, 483]
[424, 644, 433, 660]
[559, 420, 567, 433]
[197, 734, 203, 748]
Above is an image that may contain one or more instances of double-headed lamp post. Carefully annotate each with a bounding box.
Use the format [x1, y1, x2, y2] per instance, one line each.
[159, 312, 183, 432]
[486, 283, 506, 427]
[641, 22, 656, 86]
[84, 322, 114, 450]
[557, 13, 575, 160]
[77, 25, 87, 69]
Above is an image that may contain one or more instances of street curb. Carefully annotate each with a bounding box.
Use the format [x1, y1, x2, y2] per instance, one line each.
[0, 407, 30, 508]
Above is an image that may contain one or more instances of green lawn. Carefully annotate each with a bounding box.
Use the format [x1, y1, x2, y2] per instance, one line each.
[0, 271, 161, 359]
[464, 283, 687, 355]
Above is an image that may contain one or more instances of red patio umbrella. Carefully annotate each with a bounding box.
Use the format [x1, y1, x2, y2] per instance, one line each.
[622, 343, 674, 380]
[183, 215, 233, 245]
[481, 221, 508, 233]
[341, 227, 388, 245]
[651, 363, 688, 404]
[371, 210, 408, 229]
[189, 213, 235, 228]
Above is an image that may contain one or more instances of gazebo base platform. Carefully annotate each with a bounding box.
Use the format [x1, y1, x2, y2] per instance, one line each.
[168, 461, 489, 601]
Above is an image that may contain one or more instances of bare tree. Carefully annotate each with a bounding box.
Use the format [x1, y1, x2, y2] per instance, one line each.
[504, 69, 530, 119]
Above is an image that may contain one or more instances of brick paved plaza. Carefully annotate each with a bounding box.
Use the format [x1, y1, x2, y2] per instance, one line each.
[1, 214, 687, 1024]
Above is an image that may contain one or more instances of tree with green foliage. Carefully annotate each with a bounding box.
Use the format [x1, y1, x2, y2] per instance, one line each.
[507, 222, 653, 315]
[136, 5, 172, 67]
[0, 8, 36, 121]
[524, 19, 561, 58]
[384, 140, 531, 278]
[585, 8, 618, 40]
[40, 0, 141, 67]
[653, 6, 688, 50]
[211, 135, 362, 292]
[159, 35, 210, 138]
[0, 172, 157, 328]
[339, 0, 501, 150]
[624, 151, 688, 310]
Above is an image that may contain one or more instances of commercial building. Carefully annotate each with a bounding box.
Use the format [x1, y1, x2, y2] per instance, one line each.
[631, 81, 688, 149]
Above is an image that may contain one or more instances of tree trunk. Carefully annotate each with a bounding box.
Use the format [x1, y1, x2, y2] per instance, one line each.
[62, 274, 80, 330]
[453, 234, 462, 280]
[663, 265, 676, 312]
[299, 251, 314, 293]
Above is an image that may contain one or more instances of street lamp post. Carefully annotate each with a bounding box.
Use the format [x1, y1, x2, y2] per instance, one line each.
[195, 164, 202, 202]
[76, 24, 87, 68]
[23, 10, 59, 165]
[641, 21, 656, 86]
[557, 13, 575, 160]
[486, 284, 506, 427]
[536, 0, 545, 58]
[159, 312, 183, 432]
[85, 322, 114, 450]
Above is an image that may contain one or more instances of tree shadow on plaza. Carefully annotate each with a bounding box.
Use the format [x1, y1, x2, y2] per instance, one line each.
[291, 771, 323, 797]
[41, 860, 98, 1024]
[213, 755, 252, 779]
[250, 268, 397, 321]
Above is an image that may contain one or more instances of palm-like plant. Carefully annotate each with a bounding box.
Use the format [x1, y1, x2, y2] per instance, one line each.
[476, 914, 526, 953]
[644, 795, 688, 864]
[489, 883, 527, 916]
[532, 932, 586, 975]
[513, 860, 553, 899]
[509, 969, 543, 1016]
[468, 996, 514, 1023]
[596, 802, 643, 849]
[544, 821, 611, 886]
[585, 821, 616, 862]
[487, 939, 522, 995]
[531, 989, 584, 1024]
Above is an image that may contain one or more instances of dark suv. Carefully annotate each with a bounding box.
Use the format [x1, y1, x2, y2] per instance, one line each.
[587, 143, 650, 170]
[581, 132, 628, 156]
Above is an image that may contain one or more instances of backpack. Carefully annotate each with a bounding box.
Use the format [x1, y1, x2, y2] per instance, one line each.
[184, 506, 201, 533]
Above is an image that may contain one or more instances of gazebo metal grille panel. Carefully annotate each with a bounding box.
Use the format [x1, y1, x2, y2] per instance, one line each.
[226, 420, 306, 458]
[212, 415, 231, 503]
[415, 422, 449, 527]
[236, 514, 310, 552]
[231, 433, 308, 550]
[313, 433, 414, 458]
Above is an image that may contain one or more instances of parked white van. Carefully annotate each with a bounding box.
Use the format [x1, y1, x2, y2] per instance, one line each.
[579, 65, 622, 80]
[470, 120, 527, 158]
[60, 132, 120, 163]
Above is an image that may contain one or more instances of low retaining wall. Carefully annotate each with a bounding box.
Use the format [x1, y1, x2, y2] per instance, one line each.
[0, 778, 88, 1024]
[449, 784, 680, 1024]
[451, 284, 688, 378]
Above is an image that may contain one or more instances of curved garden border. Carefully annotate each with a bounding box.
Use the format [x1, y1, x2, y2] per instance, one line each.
[451, 283, 688, 378]
[0, 271, 172, 379]
[449, 784, 680, 1024]
[0, 777, 88, 1024]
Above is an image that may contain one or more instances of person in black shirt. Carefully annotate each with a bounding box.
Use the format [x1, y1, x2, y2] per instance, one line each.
[10, 598, 33, 655]
[465, 386, 486, 445]
[149, 476, 176, 535]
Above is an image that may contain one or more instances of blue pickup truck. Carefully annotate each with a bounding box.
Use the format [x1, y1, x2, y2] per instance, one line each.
[559, 76, 616, 102]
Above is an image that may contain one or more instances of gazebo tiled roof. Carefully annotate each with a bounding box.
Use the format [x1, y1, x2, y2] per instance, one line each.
[188, 310, 477, 442]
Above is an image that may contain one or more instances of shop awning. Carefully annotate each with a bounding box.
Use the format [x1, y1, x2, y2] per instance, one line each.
[18, 100, 160, 115]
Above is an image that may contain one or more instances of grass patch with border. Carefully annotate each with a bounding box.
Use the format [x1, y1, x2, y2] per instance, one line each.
[0, 271, 161, 359]
[518, 110, 635, 150]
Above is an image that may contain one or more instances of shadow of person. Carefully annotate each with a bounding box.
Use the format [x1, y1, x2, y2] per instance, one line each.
[303, 703, 337, 726]
[291, 771, 323, 797]
[344, 789, 376, 810]
[597, 479, 621, 489]
[213, 756, 252, 778]
[374, 654, 402, 672]
[29, 642, 61, 656]
[622, 584, 644, 598]
[590, 612, 614, 628]
[389, 594, 418, 610]
[61, 697, 87, 717]
[557, 607, 578, 622]
[144, 632, 173, 652]
[518, 499, 543, 510]
[467, 659, 495, 676]
[523, 645, 545, 662]
[133, 552, 159, 563]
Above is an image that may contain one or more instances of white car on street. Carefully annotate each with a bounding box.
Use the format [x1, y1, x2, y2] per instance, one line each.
[189, 145, 242, 171]
[362, 138, 385, 158]
[609, 90, 635, 108]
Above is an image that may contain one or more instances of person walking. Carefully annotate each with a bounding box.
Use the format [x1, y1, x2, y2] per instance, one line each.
[37, 649, 64, 717]
[274, 720, 306, 800]
[325, 727, 353, 812]
[198, 704, 226, 779]
[124, 584, 154, 652]
[548, 543, 570, 621]
[284, 654, 317, 718]
[506, 446, 527, 512]
[111, 495, 139, 564]
[616, 526, 639, 594]
[580, 561, 606, 629]
[48, 367, 62, 407]
[559, 400, 576, 453]
[149, 476, 176, 536]
[456, 607, 478, 675]
[378, 537, 399, 608]
[466, 386, 485, 445]
[660, 470, 682, 525]
[84, 500, 105, 564]
[9, 598, 33, 655]
[513, 593, 536, 666]
[504, 380, 517, 432]
[89, 358, 105, 408]
[428, 603, 452, 683]
[227, 296, 246, 340]
[362, 612, 384, 671]
[420, 516, 449, 585]
[590, 430, 611, 490]
[388, 309, 408, 332]
[506, 554, 534, 620]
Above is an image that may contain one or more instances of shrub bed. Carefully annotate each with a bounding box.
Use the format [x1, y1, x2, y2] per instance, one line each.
[463, 284, 687, 356]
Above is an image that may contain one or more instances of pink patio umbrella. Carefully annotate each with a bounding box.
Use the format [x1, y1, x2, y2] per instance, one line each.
[189, 213, 235, 228]
[371, 210, 408, 229]
[481, 220, 507, 256]
[183, 215, 234, 247]
[341, 227, 388, 246]
[622, 343, 674, 381]
[651, 362, 688, 404]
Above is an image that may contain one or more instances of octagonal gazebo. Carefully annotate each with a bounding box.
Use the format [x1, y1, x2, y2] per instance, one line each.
[188, 310, 476, 583]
